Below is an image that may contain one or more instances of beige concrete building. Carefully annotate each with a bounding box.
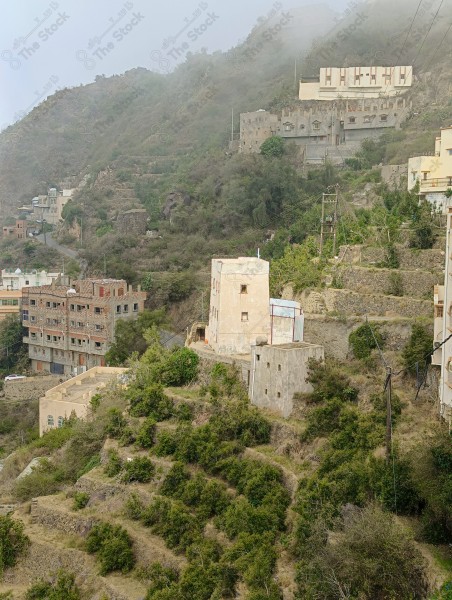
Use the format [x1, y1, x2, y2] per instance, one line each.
[39, 366, 127, 436]
[299, 66, 413, 101]
[435, 207, 452, 424]
[250, 342, 324, 417]
[206, 258, 271, 355]
[30, 188, 73, 225]
[1, 269, 62, 291]
[408, 127, 452, 212]
[22, 278, 146, 375]
[0, 290, 21, 320]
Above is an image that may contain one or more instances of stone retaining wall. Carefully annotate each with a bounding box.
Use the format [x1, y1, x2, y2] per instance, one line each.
[31, 497, 96, 535]
[338, 266, 440, 299]
[339, 244, 445, 271]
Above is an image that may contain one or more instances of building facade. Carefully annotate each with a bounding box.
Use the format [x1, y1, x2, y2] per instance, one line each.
[1, 269, 62, 291]
[32, 188, 73, 225]
[250, 342, 324, 417]
[22, 278, 146, 375]
[408, 127, 452, 212]
[39, 366, 127, 436]
[435, 207, 452, 424]
[0, 290, 22, 320]
[206, 258, 271, 355]
[238, 97, 411, 163]
[299, 66, 413, 101]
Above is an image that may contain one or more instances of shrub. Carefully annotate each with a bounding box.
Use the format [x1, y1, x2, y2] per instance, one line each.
[86, 522, 135, 575]
[386, 271, 404, 296]
[142, 562, 179, 598]
[161, 347, 200, 386]
[128, 384, 174, 420]
[104, 449, 123, 477]
[160, 462, 190, 497]
[0, 515, 29, 575]
[296, 504, 429, 599]
[174, 402, 194, 422]
[72, 492, 90, 510]
[260, 135, 285, 157]
[105, 408, 127, 438]
[121, 457, 155, 483]
[124, 493, 145, 521]
[25, 570, 81, 600]
[402, 324, 433, 377]
[135, 417, 157, 449]
[154, 430, 178, 456]
[13, 459, 62, 502]
[349, 323, 384, 360]
[305, 360, 358, 403]
[142, 498, 202, 551]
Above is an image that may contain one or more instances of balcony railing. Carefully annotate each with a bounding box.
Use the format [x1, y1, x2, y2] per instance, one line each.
[420, 177, 452, 190]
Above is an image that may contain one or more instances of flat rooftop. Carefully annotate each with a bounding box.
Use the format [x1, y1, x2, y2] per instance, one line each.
[42, 367, 127, 406]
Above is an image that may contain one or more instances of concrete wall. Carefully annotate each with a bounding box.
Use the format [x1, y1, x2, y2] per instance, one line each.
[303, 315, 418, 360]
[250, 342, 324, 417]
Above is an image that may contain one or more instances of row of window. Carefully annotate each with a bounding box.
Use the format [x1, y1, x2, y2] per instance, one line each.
[28, 300, 137, 313]
[0, 299, 19, 306]
[256, 355, 282, 371]
[47, 415, 64, 427]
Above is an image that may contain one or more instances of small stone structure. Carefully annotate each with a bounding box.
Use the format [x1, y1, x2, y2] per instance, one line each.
[250, 342, 324, 418]
[116, 208, 148, 235]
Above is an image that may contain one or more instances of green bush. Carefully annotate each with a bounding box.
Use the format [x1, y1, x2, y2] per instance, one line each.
[121, 457, 155, 484]
[105, 408, 127, 438]
[175, 402, 194, 422]
[136, 417, 157, 448]
[25, 570, 81, 600]
[349, 323, 384, 360]
[72, 492, 90, 510]
[13, 459, 63, 502]
[86, 522, 135, 575]
[161, 348, 200, 386]
[142, 498, 202, 551]
[386, 271, 404, 296]
[104, 449, 123, 477]
[0, 515, 29, 575]
[128, 384, 174, 420]
[143, 562, 179, 599]
[402, 324, 433, 377]
[305, 359, 358, 403]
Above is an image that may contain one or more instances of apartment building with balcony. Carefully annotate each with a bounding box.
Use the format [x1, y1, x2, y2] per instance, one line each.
[1, 268, 62, 291]
[22, 278, 146, 375]
[408, 126, 452, 212]
[299, 66, 413, 101]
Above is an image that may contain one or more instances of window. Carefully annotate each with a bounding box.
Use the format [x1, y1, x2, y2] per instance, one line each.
[241, 312, 248, 322]
[447, 149, 452, 156]
[94, 306, 102, 314]
[256, 354, 260, 361]
[312, 120, 321, 130]
[133, 303, 138, 312]
[25, 280, 29, 285]
[53, 336, 58, 342]
[95, 324, 103, 331]
[70, 320, 75, 327]
[265, 389, 268, 395]
[436, 306, 444, 318]
[278, 364, 281, 371]
[277, 392, 281, 398]
[240, 285, 248, 294]
[123, 305, 129, 313]
[46, 335, 51, 341]
[47, 415, 54, 426]
[30, 332, 37, 340]
[364, 115, 372, 123]
[380, 114, 388, 122]
[78, 339, 82, 346]
[371, 74, 376, 81]
[116, 305, 121, 314]
[77, 322, 84, 328]
[30, 316, 36, 323]
[95, 342, 102, 348]
[57, 416, 64, 428]
[71, 338, 76, 345]
[267, 362, 270, 368]
[46, 301, 51, 308]
[349, 116, 356, 124]
[30, 299, 36, 306]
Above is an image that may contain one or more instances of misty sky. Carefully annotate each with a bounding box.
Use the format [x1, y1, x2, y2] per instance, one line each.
[0, 0, 350, 129]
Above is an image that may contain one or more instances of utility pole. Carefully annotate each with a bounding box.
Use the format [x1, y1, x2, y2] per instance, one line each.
[319, 186, 339, 257]
[385, 366, 392, 463]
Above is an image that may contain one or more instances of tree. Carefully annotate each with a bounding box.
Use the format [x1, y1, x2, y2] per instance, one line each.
[0, 314, 28, 375]
[260, 136, 285, 157]
[25, 570, 81, 600]
[349, 323, 384, 360]
[0, 515, 29, 575]
[402, 324, 433, 377]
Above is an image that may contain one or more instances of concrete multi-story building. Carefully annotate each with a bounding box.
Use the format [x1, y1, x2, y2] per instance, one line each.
[1, 269, 62, 291]
[22, 278, 146, 375]
[408, 126, 452, 212]
[39, 366, 127, 436]
[2, 220, 33, 239]
[238, 97, 411, 163]
[435, 207, 452, 424]
[299, 66, 413, 101]
[33, 188, 73, 225]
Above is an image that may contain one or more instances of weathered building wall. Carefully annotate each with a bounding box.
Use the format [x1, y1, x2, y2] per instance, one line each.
[250, 342, 324, 417]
